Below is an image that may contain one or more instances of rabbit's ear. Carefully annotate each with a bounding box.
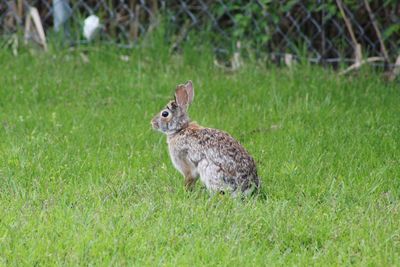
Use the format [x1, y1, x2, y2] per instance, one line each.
[184, 80, 194, 105]
[175, 85, 189, 108]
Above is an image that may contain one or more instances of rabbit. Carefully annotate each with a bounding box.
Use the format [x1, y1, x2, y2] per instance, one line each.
[151, 81, 260, 196]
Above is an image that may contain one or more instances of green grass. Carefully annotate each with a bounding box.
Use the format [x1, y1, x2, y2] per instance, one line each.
[0, 43, 399, 266]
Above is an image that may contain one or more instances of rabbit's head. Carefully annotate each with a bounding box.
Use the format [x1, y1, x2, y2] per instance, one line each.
[151, 81, 194, 135]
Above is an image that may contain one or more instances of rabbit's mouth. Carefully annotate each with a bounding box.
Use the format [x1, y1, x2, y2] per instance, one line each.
[151, 119, 169, 133]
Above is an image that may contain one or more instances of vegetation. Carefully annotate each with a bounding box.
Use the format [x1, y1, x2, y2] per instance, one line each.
[0, 42, 399, 265]
[2, 1, 399, 63]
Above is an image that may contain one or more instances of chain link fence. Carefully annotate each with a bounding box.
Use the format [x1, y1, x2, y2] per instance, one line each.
[1, 1, 399, 67]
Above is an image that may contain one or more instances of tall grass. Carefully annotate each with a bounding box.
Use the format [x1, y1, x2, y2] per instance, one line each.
[0, 40, 399, 265]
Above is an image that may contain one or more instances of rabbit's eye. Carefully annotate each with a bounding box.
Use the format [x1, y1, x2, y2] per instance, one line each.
[161, 111, 169, 117]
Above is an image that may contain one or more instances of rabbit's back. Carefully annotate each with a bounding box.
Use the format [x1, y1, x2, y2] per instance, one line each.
[168, 123, 260, 194]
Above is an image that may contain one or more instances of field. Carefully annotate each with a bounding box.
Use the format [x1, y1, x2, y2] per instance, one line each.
[0, 43, 399, 265]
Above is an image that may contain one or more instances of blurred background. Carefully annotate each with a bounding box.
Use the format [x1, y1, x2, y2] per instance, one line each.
[1, 0, 399, 68]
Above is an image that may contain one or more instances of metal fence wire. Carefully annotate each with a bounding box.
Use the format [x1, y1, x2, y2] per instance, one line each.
[1, 0, 399, 67]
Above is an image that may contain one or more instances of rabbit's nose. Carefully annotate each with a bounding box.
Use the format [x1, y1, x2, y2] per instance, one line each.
[151, 119, 159, 129]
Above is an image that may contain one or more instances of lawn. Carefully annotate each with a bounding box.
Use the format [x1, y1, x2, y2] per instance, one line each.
[0, 43, 399, 266]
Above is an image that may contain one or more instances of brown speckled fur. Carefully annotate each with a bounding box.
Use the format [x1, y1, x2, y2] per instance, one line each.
[151, 81, 260, 196]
